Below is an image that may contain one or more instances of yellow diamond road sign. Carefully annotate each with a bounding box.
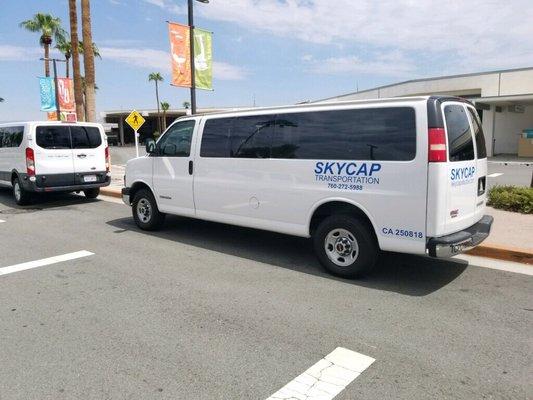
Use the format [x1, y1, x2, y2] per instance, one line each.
[125, 110, 145, 131]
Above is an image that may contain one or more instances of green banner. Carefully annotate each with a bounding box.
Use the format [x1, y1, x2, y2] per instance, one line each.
[193, 28, 213, 90]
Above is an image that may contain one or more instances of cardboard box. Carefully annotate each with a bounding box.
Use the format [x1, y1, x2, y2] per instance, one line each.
[518, 137, 533, 157]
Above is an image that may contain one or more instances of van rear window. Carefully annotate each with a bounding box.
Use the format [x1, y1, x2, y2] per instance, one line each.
[36, 126, 71, 149]
[444, 105, 475, 161]
[71, 126, 102, 149]
[36, 125, 102, 149]
[467, 108, 487, 159]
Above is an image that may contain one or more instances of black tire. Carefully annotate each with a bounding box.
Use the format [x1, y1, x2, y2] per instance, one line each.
[12, 177, 32, 206]
[313, 214, 378, 278]
[83, 188, 100, 199]
[132, 188, 165, 231]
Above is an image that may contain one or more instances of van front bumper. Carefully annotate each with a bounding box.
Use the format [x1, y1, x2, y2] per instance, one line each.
[427, 215, 494, 258]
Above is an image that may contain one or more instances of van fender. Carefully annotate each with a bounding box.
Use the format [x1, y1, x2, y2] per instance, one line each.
[129, 179, 161, 208]
[308, 196, 380, 239]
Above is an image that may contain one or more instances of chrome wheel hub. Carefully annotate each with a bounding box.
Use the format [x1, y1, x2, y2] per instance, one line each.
[136, 198, 152, 223]
[14, 182, 21, 201]
[325, 228, 359, 267]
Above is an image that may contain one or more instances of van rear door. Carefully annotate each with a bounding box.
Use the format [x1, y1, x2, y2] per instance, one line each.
[70, 125, 107, 184]
[442, 102, 484, 234]
[34, 125, 75, 186]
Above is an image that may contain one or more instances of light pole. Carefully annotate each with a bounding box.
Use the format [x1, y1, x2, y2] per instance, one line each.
[41, 57, 66, 121]
[188, 0, 209, 115]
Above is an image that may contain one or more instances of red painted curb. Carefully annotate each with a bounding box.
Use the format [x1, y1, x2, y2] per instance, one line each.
[100, 186, 122, 199]
[466, 244, 533, 265]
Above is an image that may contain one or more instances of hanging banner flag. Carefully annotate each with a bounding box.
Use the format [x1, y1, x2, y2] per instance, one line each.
[193, 28, 213, 90]
[39, 77, 56, 112]
[57, 78, 75, 112]
[168, 22, 192, 88]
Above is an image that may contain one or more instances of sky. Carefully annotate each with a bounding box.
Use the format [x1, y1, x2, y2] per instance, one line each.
[1, 0, 533, 122]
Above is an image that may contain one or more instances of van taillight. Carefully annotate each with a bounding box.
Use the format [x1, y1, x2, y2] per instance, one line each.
[105, 145, 110, 173]
[25, 148, 35, 176]
[428, 128, 447, 162]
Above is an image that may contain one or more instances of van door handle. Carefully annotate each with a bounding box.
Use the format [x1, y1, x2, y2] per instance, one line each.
[188, 160, 193, 175]
[77, 154, 87, 158]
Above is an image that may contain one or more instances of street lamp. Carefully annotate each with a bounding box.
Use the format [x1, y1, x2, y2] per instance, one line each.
[188, 0, 209, 115]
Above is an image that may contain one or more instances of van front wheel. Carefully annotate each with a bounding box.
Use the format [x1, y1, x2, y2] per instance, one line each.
[132, 188, 165, 231]
[313, 215, 378, 278]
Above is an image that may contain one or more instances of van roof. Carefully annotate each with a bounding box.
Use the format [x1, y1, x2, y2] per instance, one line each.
[191, 95, 471, 118]
[0, 121, 103, 127]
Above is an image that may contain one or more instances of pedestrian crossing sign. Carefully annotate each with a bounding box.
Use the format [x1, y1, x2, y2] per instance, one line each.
[125, 110, 145, 131]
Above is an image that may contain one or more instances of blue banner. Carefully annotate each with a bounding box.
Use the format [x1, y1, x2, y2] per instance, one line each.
[39, 77, 56, 112]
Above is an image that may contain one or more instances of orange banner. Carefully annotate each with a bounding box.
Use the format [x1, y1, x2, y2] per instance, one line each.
[168, 22, 191, 88]
[57, 78, 75, 112]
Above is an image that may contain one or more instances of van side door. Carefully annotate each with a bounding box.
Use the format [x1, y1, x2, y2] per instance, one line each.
[152, 119, 197, 216]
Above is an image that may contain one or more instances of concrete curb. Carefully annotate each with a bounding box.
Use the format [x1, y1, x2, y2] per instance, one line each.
[466, 244, 533, 265]
[98, 185, 533, 265]
[100, 186, 122, 199]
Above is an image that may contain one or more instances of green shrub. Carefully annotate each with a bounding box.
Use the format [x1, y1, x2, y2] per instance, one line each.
[487, 185, 533, 214]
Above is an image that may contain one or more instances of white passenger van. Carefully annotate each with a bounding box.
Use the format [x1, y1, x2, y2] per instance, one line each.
[0, 122, 110, 205]
[122, 96, 493, 277]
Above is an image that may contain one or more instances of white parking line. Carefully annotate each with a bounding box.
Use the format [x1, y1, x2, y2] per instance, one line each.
[266, 347, 375, 400]
[0, 250, 94, 277]
[487, 173, 503, 178]
[0, 219, 5, 223]
[454, 254, 533, 276]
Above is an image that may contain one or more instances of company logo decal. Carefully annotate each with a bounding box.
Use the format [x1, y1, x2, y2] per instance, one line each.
[450, 166, 476, 186]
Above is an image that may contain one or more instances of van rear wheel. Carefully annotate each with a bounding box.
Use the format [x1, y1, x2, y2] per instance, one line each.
[83, 188, 100, 199]
[12, 177, 32, 206]
[313, 215, 378, 278]
[132, 188, 165, 231]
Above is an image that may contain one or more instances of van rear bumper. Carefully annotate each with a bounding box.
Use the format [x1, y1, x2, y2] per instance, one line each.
[427, 215, 494, 258]
[20, 172, 111, 193]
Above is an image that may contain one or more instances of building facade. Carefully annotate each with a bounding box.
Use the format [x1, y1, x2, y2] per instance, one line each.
[320, 67, 533, 157]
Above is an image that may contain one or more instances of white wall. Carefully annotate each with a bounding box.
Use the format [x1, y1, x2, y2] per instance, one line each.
[493, 105, 533, 154]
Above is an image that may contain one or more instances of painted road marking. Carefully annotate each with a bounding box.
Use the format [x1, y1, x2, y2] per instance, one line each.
[487, 173, 503, 178]
[0, 251, 94, 277]
[0, 219, 5, 223]
[266, 347, 375, 400]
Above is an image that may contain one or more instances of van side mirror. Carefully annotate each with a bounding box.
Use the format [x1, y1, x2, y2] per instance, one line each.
[145, 139, 156, 154]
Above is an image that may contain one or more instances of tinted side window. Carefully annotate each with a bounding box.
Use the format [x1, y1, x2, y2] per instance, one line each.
[71, 126, 102, 149]
[444, 105, 474, 161]
[200, 118, 232, 157]
[468, 108, 487, 159]
[10, 126, 24, 147]
[36, 126, 71, 149]
[231, 116, 275, 158]
[271, 107, 416, 161]
[157, 120, 195, 157]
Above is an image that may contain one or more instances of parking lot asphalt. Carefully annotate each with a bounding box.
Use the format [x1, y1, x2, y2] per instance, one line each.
[0, 189, 531, 399]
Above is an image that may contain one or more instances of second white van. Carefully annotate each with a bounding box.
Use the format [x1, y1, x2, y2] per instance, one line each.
[0, 121, 110, 205]
[122, 96, 493, 277]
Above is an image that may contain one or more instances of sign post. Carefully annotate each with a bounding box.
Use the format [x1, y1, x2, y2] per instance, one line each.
[125, 110, 146, 158]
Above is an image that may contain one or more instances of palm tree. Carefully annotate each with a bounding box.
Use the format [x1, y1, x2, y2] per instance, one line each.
[148, 72, 163, 134]
[69, 0, 84, 121]
[0, 97, 4, 103]
[81, 76, 99, 122]
[20, 13, 66, 77]
[55, 39, 72, 77]
[161, 102, 170, 131]
[183, 101, 191, 109]
[79, 41, 101, 58]
[81, 0, 96, 122]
